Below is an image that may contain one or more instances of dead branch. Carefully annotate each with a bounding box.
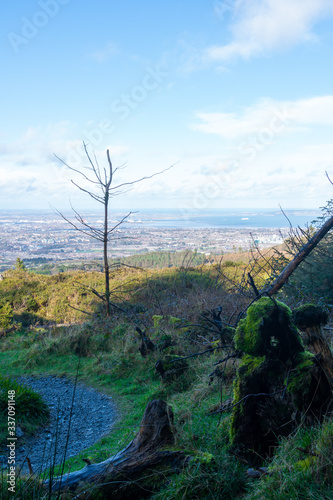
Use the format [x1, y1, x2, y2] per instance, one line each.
[210, 387, 287, 414]
[68, 305, 93, 316]
[326, 170, 333, 186]
[44, 400, 187, 497]
[247, 273, 259, 297]
[263, 214, 333, 296]
[167, 345, 233, 363]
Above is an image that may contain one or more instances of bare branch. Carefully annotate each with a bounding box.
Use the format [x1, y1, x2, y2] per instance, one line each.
[83, 142, 104, 185]
[52, 208, 104, 242]
[210, 387, 286, 415]
[68, 304, 93, 316]
[106, 149, 113, 188]
[109, 162, 178, 193]
[279, 204, 293, 229]
[53, 154, 100, 186]
[247, 273, 260, 297]
[167, 345, 232, 363]
[213, 352, 239, 367]
[107, 211, 136, 235]
[69, 202, 104, 238]
[326, 170, 333, 186]
[70, 180, 104, 204]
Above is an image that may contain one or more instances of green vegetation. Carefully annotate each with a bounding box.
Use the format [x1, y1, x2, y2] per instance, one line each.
[0, 375, 49, 446]
[273, 200, 333, 306]
[0, 302, 13, 330]
[234, 297, 303, 359]
[0, 243, 332, 498]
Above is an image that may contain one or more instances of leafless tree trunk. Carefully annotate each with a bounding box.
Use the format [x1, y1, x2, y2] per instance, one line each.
[263, 214, 333, 297]
[55, 143, 174, 316]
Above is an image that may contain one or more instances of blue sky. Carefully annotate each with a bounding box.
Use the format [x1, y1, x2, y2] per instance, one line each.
[1, 0, 333, 212]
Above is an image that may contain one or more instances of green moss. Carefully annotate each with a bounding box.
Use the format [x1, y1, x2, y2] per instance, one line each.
[152, 314, 163, 330]
[292, 303, 328, 329]
[239, 354, 266, 375]
[230, 354, 265, 443]
[234, 297, 303, 360]
[285, 351, 314, 396]
[168, 315, 182, 325]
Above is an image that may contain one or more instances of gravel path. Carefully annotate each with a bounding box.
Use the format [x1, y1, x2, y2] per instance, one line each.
[10, 376, 116, 475]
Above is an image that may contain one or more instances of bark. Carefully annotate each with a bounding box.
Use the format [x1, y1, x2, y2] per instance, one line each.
[44, 400, 186, 498]
[299, 325, 333, 382]
[136, 327, 155, 357]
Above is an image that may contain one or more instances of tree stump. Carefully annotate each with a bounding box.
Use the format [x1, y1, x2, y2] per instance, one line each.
[136, 326, 155, 357]
[44, 400, 186, 498]
[230, 298, 332, 461]
[292, 304, 333, 382]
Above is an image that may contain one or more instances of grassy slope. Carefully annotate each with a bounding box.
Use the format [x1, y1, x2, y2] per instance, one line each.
[0, 262, 332, 499]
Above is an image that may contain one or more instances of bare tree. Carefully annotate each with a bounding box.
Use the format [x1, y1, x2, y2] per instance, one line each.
[54, 142, 174, 316]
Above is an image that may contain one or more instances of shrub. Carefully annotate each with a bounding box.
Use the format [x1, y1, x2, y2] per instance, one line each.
[0, 302, 13, 330]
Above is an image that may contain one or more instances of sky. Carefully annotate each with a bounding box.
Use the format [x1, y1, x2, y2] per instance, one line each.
[1, 0, 333, 213]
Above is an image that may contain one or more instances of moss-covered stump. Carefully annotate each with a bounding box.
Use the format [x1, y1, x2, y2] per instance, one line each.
[230, 297, 332, 460]
[292, 304, 333, 380]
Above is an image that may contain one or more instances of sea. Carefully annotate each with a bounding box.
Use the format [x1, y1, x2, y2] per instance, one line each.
[124, 209, 320, 230]
[0, 208, 320, 230]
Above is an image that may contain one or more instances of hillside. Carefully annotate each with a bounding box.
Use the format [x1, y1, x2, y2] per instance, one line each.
[0, 251, 332, 499]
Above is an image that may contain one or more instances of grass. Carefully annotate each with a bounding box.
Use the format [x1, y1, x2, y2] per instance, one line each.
[0, 315, 241, 498]
[0, 375, 49, 447]
[0, 262, 332, 498]
[2, 317, 331, 499]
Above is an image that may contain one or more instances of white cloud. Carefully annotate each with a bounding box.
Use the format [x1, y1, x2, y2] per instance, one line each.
[191, 95, 333, 139]
[0, 123, 129, 208]
[206, 0, 333, 62]
[187, 95, 333, 208]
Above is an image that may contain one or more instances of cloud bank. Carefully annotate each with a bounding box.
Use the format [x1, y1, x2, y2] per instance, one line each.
[207, 0, 333, 61]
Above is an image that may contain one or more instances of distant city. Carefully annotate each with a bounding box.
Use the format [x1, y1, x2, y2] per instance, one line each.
[0, 209, 319, 271]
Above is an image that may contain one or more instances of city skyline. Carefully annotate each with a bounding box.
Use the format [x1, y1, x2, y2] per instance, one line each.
[1, 1, 333, 212]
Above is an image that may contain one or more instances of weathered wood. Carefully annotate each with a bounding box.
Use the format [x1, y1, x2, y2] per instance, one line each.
[292, 304, 333, 384]
[44, 400, 186, 498]
[136, 326, 155, 357]
[264, 215, 333, 297]
[299, 325, 333, 382]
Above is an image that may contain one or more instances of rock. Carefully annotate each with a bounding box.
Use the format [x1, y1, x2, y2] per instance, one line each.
[16, 425, 24, 438]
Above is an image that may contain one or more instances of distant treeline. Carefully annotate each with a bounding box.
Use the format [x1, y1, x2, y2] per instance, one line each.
[2, 249, 251, 275]
[113, 250, 215, 269]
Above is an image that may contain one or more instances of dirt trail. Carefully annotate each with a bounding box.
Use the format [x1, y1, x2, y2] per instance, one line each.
[11, 376, 116, 476]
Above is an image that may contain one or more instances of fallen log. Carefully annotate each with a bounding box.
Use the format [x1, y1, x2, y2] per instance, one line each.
[44, 400, 187, 498]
